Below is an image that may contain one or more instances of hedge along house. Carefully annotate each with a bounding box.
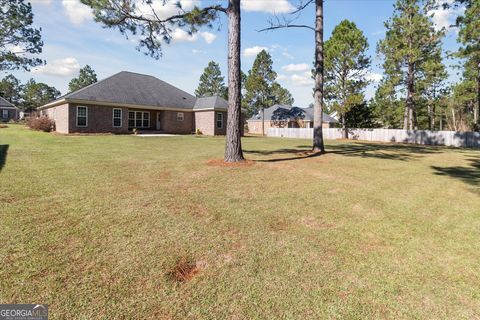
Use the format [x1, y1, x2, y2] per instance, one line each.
[39, 71, 234, 135]
[0, 96, 19, 122]
[247, 104, 338, 135]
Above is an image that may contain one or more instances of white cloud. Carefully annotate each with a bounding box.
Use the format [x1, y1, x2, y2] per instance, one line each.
[242, 46, 268, 57]
[282, 51, 294, 59]
[171, 28, 216, 44]
[136, 0, 200, 20]
[241, 0, 295, 14]
[291, 74, 313, 87]
[171, 29, 198, 42]
[282, 63, 310, 72]
[277, 74, 288, 81]
[430, 0, 462, 32]
[62, 0, 92, 25]
[366, 72, 383, 82]
[200, 32, 217, 44]
[29, 0, 53, 5]
[32, 57, 80, 77]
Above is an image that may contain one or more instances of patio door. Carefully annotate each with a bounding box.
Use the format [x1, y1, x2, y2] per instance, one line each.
[156, 112, 161, 130]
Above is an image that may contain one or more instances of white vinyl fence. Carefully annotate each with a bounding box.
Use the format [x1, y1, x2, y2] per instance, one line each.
[267, 128, 480, 148]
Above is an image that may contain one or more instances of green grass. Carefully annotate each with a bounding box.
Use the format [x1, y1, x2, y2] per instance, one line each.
[1, 124, 479, 319]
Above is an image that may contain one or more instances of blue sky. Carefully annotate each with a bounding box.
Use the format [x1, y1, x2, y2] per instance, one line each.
[6, 0, 463, 107]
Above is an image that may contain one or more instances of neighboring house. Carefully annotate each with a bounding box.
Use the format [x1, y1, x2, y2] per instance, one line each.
[247, 104, 338, 135]
[39, 71, 239, 135]
[0, 96, 19, 122]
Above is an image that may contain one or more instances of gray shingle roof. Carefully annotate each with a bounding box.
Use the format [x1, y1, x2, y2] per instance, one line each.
[194, 96, 228, 110]
[0, 96, 16, 108]
[248, 104, 338, 123]
[58, 71, 197, 109]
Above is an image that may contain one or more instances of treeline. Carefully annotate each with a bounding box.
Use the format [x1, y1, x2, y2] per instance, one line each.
[194, 50, 294, 117]
[0, 65, 98, 112]
[327, 0, 479, 133]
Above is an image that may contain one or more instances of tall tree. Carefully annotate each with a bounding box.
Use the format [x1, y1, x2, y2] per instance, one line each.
[244, 49, 293, 135]
[0, 0, 44, 71]
[82, 0, 244, 162]
[324, 19, 370, 138]
[195, 61, 227, 99]
[453, 0, 480, 129]
[259, 0, 325, 152]
[377, 0, 445, 130]
[271, 82, 294, 106]
[22, 79, 60, 112]
[68, 65, 98, 92]
[0, 74, 23, 105]
[312, 0, 325, 152]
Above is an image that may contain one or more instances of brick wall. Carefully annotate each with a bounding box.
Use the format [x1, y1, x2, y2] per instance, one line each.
[68, 103, 129, 134]
[160, 110, 194, 134]
[44, 103, 69, 133]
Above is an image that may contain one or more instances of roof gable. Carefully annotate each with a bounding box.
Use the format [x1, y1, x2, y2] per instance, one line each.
[0, 96, 15, 108]
[60, 71, 197, 109]
[194, 96, 228, 110]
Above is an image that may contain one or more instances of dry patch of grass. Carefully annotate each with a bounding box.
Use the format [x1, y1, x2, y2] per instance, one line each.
[206, 158, 256, 167]
[168, 256, 201, 283]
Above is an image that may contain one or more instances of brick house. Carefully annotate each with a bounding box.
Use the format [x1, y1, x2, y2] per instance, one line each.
[0, 96, 19, 122]
[247, 104, 338, 135]
[39, 71, 238, 135]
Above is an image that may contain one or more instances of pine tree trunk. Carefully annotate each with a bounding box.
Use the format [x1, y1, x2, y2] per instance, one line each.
[406, 62, 416, 130]
[313, 0, 325, 153]
[431, 104, 436, 131]
[341, 115, 348, 139]
[403, 103, 409, 130]
[427, 104, 432, 130]
[475, 68, 480, 128]
[224, 0, 244, 162]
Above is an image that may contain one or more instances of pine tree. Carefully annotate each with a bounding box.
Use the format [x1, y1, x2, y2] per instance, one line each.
[0, 0, 44, 71]
[0, 75, 23, 105]
[22, 79, 60, 112]
[244, 50, 293, 135]
[454, 0, 480, 129]
[324, 19, 370, 138]
[68, 65, 98, 92]
[377, 0, 446, 130]
[195, 61, 227, 99]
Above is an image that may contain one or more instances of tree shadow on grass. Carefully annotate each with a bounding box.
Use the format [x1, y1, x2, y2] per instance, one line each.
[246, 142, 444, 163]
[431, 158, 480, 187]
[325, 142, 443, 161]
[0, 145, 9, 172]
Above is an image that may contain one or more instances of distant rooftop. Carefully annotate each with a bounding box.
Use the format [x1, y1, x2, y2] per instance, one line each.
[248, 104, 338, 123]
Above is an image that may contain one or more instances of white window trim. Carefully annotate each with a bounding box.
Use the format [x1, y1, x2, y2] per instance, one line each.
[177, 112, 184, 121]
[76, 106, 88, 127]
[216, 112, 223, 129]
[128, 111, 150, 128]
[2, 110, 8, 119]
[113, 108, 122, 128]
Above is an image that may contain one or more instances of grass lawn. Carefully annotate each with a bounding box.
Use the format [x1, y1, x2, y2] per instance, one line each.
[1, 124, 479, 319]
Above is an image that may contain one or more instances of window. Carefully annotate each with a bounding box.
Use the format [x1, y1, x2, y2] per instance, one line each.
[76, 106, 87, 127]
[216, 112, 223, 129]
[143, 112, 149, 128]
[113, 108, 122, 127]
[2, 110, 8, 119]
[128, 111, 135, 128]
[177, 112, 184, 121]
[128, 111, 150, 128]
